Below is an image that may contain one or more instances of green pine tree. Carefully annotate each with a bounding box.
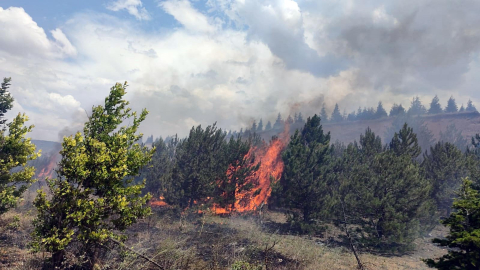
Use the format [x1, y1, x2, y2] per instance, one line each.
[168, 123, 226, 208]
[375, 101, 388, 119]
[466, 99, 477, 112]
[439, 124, 468, 152]
[331, 103, 343, 122]
[428, 95, 443, 114]
[389, 123, 422, 159]
[445, 96, 459, 113]
[320, 103, 329, 122]
[32, 82, 154, 269]
[422, 142, 466, 216]
[272, 115, 331, 226]
[389, 103, 406, 117]
[408, 96, 427, 115]
[424, 178, 480, 270]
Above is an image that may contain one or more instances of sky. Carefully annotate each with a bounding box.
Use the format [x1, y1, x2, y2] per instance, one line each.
[1, 0, 480, 141]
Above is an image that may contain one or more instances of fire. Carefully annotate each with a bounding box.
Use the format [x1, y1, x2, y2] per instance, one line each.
[37, 154, 58, 179]
[150, 196, 169, 207]
[150, 125, 290, 214]
[212, 125, 289, 214]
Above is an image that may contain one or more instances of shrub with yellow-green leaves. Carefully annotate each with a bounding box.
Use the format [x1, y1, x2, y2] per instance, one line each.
[32, 82, 154, 269]
[0, 77, 39, 217]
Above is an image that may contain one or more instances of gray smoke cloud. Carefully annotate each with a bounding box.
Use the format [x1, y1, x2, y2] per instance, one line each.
[1, 1, 480, 141]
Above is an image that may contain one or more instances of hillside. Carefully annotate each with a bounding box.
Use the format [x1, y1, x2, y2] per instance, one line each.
[256, 111, 480, 146]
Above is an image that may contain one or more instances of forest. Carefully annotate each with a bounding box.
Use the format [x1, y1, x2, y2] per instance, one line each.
[1, 78, 480, 270]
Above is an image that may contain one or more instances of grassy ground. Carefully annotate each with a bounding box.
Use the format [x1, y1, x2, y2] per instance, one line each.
[0, 206, 446, 270]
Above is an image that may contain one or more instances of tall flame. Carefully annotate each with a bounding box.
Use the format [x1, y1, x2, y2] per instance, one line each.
[213, 125, 289, 214]
[150, 125, 290, 214]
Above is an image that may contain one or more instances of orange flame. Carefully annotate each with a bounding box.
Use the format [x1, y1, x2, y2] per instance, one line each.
[37, 155, 57, 179]
[150, 125, 290, 214]
[212, 125, 289, 214]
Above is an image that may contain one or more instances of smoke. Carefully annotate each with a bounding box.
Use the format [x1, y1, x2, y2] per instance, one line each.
[2, 2, 480, 140]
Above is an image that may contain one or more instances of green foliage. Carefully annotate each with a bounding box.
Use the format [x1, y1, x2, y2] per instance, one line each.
[385, 115, 434, 156]
[141, 136, 179, 199]
[429, 95, 443, 114]
[32, 82, 154, 268]
[0, 77, 14, 126]
[330, 103, 343, 122]
[0, 78, 39, 216]
[231, 260, 262, 270]
[424, 178, 480, 269]
[422, 142, 466, 217]
[332, 127, 433, 251]
[214, 135, 260, 210]
[320, 103, 329, 122]
[389, 123, 421, 159]
[272, 115, 332, 224]
[439, 124, 468, 152]
[445, 96, 458, 113]
[389, 103, 406, 117]
[466, 99, 477, 112]
[375, 101, 388, 118]
[408, 96, 427, 115]
[167, 123, 226, 208]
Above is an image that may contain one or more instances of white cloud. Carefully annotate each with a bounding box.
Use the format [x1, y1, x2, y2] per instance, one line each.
[160, 0, 217, 33]
[372, 5, 398, 27]
[3, 1, 480, 142]
[48, 93, 81, 109]
[107, 0, 151, 20]
[51, 28, 77, 57]
[0, 7, 51, 56]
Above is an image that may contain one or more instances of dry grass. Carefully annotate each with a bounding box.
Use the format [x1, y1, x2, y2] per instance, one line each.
[0, 206, 446, 270]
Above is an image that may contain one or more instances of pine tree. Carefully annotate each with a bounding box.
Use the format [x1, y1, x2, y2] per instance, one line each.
[385, 115, 435, 155]
[0, 78, 14, 127]
[251, 120, 257, 131]
[286, 115, 294, 125]
[320, 104, 329, 122]
[168, 123, 226, 208]
[466, 99, 477, 112]
[445, 96, 458, 113]
[296, 112, 305, 124]
[0, 78, 39, 216]
[389, 103, 406, 117]
[257, 119, 263, 132]
[265, 120, 272, 130]
[272, 115, 331, 225]
[408, 96, 427, 115]
[389, 123, 421, 159]
[428, 95, 443, 114]
[422, 142, 466, 216]
[142, 136, 179, 199]
[459, 104, 465, 112]
[32, 82, 154, 268]
[424, 178, 480, 269]
[347, 111, 356, 121]
[439, 124, 468, 152]
[273, 113, 284, 129]
[331, 103, 343, 122]
[332, 128, 432, 250]
[215, 135, 260, 211]
[375, 101, 388, 119]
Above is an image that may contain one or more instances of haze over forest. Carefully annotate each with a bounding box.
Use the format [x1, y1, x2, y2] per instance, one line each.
[2, 0, 480, 141]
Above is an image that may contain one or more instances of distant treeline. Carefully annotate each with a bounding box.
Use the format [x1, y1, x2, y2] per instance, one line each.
[238, 95, 478, 135]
